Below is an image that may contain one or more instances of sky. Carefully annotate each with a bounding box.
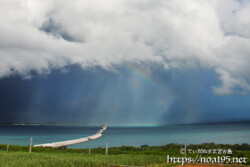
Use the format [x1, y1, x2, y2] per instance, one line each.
[0, 0, 250, 126]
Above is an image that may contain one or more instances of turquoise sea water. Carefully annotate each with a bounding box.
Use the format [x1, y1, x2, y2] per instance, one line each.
[0, 122, 249, 148]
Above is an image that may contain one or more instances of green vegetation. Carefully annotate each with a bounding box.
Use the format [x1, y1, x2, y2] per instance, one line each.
[0, 151, 169, 167]
[0, 143, 249, 167]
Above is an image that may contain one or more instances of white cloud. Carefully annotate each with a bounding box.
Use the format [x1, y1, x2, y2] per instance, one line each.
[0, 0, 250, 95]
[212, 68, 250, 95]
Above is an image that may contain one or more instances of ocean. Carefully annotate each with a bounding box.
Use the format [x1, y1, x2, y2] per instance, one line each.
[0, 122, 249, 148]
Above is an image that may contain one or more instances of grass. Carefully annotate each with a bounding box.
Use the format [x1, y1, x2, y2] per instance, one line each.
[0, 143, 249, 167]
[0, 151, 169, 167]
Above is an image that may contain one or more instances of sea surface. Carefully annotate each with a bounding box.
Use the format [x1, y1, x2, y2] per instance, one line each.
[0, 122, 249, 148]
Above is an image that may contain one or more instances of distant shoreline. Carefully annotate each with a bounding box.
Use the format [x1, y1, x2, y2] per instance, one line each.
[0, 119, 250, 127]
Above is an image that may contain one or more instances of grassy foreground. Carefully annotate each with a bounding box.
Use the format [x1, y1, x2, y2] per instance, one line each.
[0, 151, 169, 167]
[0, 143, 249, 167]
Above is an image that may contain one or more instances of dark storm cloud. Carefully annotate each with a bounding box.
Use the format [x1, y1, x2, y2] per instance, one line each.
[0, 65, 171, 125]
[0, 76, 42, 122]
[0, 64, 250, 125]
